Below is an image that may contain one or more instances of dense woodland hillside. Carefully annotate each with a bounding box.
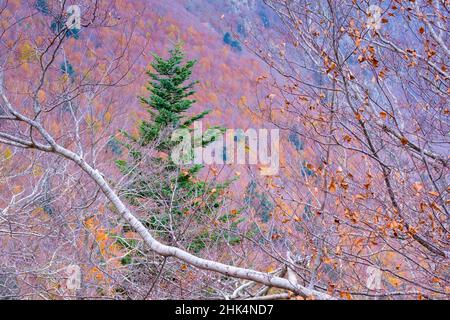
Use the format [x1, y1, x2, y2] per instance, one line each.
[0, 0, 448, 300]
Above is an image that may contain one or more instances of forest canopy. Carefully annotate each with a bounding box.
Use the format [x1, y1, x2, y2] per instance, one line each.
[0, 0, 448, 301]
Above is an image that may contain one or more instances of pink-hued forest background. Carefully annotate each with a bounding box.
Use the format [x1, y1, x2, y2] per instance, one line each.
[0, 0, 448, 300]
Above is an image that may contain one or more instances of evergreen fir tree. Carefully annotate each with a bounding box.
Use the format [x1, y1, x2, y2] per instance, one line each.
[115, 45, 240, 256]
[138, 45, 206, 148]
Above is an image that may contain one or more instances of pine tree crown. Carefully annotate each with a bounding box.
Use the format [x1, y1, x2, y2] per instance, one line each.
[138, 45, 209, 148]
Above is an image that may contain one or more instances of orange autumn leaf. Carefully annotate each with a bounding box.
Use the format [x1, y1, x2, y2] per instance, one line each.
[84, 217, 96, 230]
[321, 256, 332, 264]
[428, 191, 439, 197]
[326, 61, 337, 74]
[271, 233, 281, 240]
[37, 90, 46, 104]
[266, 265, 276, 273]
[408, 225, 417, 235]
[419, 202, 427, 212]
[104, 111, 112, 123]
[340, 292, 352, 300]
[412, 182, 423, 192]
[430, 202, 442, 212]
[387, 275, 401, 287]
[95, 230, 108, 242]
[328, 178, 336, 193]
[388, 220, 400, 230]
[12, 185, 23, 194]
[343, 135, 352, 143]
[400, 136, 409, 145]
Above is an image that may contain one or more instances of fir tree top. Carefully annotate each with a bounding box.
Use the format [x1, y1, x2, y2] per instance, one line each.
[138, 45, 207, 148]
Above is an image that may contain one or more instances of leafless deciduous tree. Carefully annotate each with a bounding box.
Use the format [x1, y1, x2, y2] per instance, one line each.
[0, 0, 332, 300]
[237, 0, 449, 299]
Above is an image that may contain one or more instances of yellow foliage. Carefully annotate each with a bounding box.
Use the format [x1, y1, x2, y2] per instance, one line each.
[90, 267, 104, 282]
[84, 217, 97, 230]
[19, 41, 36, 62]
[32, 165, 44, 177]
[386, 275, 401, 287]
[31, 207, 50, 222]
[104, 111, 112, 123]
[95, 230, 108, 242]
[37, 90, 46, 104]
[3, 148, 12, 160]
